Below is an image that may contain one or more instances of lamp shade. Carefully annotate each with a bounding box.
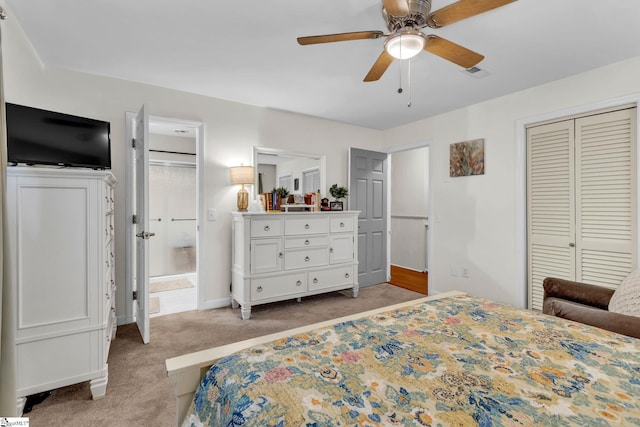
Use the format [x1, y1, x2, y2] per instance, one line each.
[230, 166, 254, 186]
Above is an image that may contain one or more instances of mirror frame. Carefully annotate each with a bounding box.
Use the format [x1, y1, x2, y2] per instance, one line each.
[252, 146, 326, 199]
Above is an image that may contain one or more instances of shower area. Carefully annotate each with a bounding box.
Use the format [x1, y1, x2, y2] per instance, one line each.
[148, 129, 198, 317]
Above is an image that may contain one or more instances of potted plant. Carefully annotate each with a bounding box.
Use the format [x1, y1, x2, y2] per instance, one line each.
[329, 184, 348, 200]
[275, 187, 290, 199]
[329, 184, 348, 211]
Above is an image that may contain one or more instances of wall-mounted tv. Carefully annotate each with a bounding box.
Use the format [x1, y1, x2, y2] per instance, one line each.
[6, 103, 111, 169]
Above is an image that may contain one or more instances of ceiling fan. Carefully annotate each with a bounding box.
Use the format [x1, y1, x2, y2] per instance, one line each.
[297, 0, 516, 82]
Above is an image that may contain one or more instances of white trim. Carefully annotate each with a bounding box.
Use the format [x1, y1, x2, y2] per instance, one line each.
[124, 111, 135, 324]
[202, 297, 233, 311]
[516, 93, 640, 309]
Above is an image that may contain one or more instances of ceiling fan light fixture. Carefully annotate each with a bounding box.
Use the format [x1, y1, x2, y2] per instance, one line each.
[385, 31, 425, 59]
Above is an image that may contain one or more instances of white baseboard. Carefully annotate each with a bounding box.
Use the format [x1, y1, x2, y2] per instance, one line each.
[202, 297, 231, 311]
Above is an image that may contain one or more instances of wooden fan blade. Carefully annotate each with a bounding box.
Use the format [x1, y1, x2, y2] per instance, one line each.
[383, 0, 410, 16]
[364, 51, 394, 82]
[427, 0, 516, 28]
[424, 35, 484, 68]
[297, 31, 384, 45]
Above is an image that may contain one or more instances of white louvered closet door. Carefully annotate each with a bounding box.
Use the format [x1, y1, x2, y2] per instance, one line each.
[575, 109, 637, 287]
[527, 107, 637, 310]
[527, 120, 576, 310]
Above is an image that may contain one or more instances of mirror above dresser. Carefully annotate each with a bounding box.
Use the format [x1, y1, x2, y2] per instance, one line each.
[253, 146, 326, 198]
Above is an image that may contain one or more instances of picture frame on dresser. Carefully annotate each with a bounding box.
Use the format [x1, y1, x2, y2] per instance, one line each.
[330, 201, 343, 211]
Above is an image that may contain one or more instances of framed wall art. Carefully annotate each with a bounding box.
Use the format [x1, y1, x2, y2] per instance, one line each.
[450, 138, 485, 177]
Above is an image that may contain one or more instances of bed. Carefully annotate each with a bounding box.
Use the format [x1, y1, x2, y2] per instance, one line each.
[166, 291, 640, 426]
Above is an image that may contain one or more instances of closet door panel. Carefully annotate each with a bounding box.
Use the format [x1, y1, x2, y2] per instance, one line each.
[576, 109, 637, 287]
[527, 120, 575, 310]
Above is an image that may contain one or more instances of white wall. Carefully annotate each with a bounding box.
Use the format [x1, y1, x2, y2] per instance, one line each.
[383, 56, 640, 307]
[1, 0, 384, 320]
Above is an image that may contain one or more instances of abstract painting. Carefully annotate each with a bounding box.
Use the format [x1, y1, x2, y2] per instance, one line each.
[449, 138, 485, 177]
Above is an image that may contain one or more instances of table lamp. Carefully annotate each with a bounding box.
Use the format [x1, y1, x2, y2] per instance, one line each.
[230, 165, 254, 211]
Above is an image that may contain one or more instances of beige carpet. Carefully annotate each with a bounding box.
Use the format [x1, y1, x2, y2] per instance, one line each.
[25, 283, 422, 427]
[149, 278, 194, 293]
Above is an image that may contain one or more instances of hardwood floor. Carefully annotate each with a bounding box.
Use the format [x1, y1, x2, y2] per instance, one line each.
[388, 265, 428, 295]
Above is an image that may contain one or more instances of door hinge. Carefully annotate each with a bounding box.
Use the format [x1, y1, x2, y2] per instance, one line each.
[133, 291, 138, 300]
[132, 214, 138, 224]
[132, 138, 136, 149]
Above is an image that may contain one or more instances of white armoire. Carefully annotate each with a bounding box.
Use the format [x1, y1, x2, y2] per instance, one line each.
[7, 167, 117, 414]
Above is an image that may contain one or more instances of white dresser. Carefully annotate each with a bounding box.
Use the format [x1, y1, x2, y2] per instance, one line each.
[7, 167, 116, 413]
[231, 211, 359, 319]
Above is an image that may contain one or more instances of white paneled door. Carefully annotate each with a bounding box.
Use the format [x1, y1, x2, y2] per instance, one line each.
[527, 107, 637, 310]
[134, 105, 151, 343]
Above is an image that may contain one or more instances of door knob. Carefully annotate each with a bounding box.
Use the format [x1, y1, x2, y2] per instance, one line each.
[569, 243, 575, 247]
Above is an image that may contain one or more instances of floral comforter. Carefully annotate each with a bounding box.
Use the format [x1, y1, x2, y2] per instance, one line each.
[183, 294, 640, 426]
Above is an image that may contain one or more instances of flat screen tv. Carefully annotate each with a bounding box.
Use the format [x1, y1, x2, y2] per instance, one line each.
[6, 103, 111, 169]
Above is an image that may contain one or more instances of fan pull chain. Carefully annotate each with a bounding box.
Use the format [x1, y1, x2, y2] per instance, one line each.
[407, 59, 412, 108]
[398, 49, 403, 94]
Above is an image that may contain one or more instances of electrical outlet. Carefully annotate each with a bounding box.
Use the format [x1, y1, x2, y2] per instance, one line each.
[207, 208, 217, 221]
[462, 267, 470, 278]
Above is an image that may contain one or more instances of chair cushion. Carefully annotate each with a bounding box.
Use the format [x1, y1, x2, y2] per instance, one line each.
[609, 269, 640, 317]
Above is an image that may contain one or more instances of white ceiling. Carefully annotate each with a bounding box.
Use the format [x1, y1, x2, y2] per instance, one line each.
[7, 0, 640, 130]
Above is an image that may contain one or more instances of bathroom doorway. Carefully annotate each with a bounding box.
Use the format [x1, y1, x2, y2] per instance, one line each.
[147, 120, 199, 317]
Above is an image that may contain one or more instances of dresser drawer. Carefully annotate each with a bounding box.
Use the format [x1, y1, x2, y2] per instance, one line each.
[251, 218, 282, 238]
[285, 216, 329, 235]
[285, 247, 328, 270]
[285, 235, 329, 249]
[308, 265, 355, 291]
[330, 216, 354, 233]
[251, 273, 306, 301]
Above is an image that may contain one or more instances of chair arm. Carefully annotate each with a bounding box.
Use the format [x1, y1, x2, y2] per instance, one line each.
[543, 277, 614, 310]
[547, 299, 640, 339]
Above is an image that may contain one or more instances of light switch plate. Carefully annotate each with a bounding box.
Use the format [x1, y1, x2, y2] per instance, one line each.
[207, 208, 216, 221]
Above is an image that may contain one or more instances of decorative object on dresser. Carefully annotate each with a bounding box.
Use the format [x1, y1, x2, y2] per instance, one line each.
[231, 211, 359, 319]
[7, 167, 117, 414]
[229, 165, 254, 212]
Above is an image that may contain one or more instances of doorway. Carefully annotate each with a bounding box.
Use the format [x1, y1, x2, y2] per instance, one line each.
[147, 125, 198, 317]
[125, 112, 204, 334]
[388, 145, 430, 295]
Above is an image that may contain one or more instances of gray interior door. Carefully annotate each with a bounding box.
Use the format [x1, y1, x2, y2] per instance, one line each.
[349, 147, 388, 287]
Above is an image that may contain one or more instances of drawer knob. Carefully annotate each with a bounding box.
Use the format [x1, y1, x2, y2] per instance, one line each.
[279, 252, 283, 258]
[340, 222, 345, 227]
[305, 239, 310, 245]
[345, 273, 350, 278]
[257, 286, 263, 292]
[305, 224, 310, 229]
[264, 225, 270, 231]
[329, 248, 334, 253]
[296, 280, 302, 286]
[305, 256, 310, 262]
[313, 278, 318, 284]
